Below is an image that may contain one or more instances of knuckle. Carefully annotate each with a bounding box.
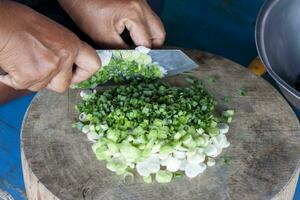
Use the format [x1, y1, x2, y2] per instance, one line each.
[129, 1, 141, 8]
[128, 1, 143, 13]
[57, 48, 72, 60]
[40, 54, 60, 74]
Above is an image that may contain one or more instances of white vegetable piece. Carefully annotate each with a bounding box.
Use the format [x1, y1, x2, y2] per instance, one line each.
[204, 144, 218, 157]
[218, 123, 229, 134]
[207, 158, 216, 167]
[147, 156, 160, 173]
[187, 153, 205, 164]
[82, 125, 90, 134]
[136, 161, 151, 176]
[197, 148, 204, 153]
[185, 163, 207, 178]
[98, 50, 113, 66]
[92, 142, 102, 154]
[87, 131, 101, 142]
[79, 112, 87, 122]
[223, 141, 230, 148]
[80, 90, 93, 99]
[173, 150, 186, 160]
[151, 144, 161, 153]
[137, 155, 160, 176]
[186, 149, 197, 157]
[212, 134, 230, 149]
[158, 153, 169, 160]
[160, 159, 168, 167]
[135, 46, 151, 54]
[166, 157, 181, 172]
[179, 159, 187, 171]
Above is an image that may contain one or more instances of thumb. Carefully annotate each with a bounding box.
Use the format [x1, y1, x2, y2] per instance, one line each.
[71, 41, 101, 84]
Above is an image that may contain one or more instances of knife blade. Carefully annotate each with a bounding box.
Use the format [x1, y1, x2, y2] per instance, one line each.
[97, 49, 198, 77]
[148, 49, 198, 76]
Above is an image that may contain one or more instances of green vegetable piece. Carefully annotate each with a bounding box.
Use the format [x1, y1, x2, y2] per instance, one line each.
[120, 142, 141, 162]
[143, 175, 152, 184]
[239, 88, 247, 96]
[223, 154, 231, 165]
[106, 158, 127, 172]
[140, 149, 152, 160]
[106, 129, 120, 143]
[95, 146, 110, 161]
[227, 117, 233, 123]
[160, 145, 173, 155]
[208, 75, 217, 83]
[174, 129, 186, 140]
[107, 142, 119, 155]
[195, 136, 206, 147]
[185, 78, 195, 84]
[223, 96, 230, 103]
[173, 171, 184, 179]
[155, 170, 173, 183]
[182, 135, 193, 147]
[208, 127, 220, 136]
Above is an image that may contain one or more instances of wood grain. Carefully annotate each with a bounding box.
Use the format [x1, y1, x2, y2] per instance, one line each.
[21, 50, 300, 200]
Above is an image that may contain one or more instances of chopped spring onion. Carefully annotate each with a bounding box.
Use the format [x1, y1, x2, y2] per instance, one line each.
[155, 170, 173, 183]
[239, 88, 247, 96]
[74, 76, 234, 183]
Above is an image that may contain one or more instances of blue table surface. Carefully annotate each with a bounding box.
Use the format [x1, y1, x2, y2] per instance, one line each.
[0, 0, 299, 199]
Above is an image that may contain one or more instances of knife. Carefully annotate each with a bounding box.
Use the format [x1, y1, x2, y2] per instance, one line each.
[97, 49, 198, 77]
[0, 49, 198, 77]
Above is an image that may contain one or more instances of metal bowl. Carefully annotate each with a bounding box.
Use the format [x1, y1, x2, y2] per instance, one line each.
[256, 0, 300, 109]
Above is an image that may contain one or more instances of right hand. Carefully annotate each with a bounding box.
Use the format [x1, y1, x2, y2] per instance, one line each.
[0, 0, 101, 92]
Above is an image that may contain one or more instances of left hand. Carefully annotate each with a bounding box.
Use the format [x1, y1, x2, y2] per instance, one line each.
[58, 0, 166, 48]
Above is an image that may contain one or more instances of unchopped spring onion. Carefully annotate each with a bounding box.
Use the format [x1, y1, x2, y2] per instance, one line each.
[71, 47, 166, 89]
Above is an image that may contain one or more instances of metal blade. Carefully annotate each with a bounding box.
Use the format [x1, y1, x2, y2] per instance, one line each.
[148, 49, 198, 76]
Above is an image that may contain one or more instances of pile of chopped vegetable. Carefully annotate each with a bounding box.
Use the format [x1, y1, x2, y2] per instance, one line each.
[71, 47, 166, 89]
[73, 79, 234, 183]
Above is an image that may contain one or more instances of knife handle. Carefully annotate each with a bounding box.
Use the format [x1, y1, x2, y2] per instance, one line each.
[0, 67, 7, 75]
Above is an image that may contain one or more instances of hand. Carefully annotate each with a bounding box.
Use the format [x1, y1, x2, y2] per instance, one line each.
[58, 0, 166, 48]
[0, 0, 101, 92]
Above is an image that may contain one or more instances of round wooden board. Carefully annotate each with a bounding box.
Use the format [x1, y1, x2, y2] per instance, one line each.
[21, 50, 300, 200]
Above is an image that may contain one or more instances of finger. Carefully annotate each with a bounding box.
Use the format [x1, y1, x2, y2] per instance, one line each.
[124, 19, 152, 48]
[45, 54, 74, 93]
[100, 32, 129, 49]
[92, 23, 129, 49]
[0, 75, 21, 89]
[27, 74, 53, 91]
[145, 12, 166, 48]
[71, 41, 101, 84]
[95, 27, 129, 49]
[46, 69, 72, 93]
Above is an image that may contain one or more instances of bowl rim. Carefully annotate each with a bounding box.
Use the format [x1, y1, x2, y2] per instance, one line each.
[255, 0, 300, 100]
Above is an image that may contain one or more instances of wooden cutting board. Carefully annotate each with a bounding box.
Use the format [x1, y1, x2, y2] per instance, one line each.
[21, 50, 300, 200]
